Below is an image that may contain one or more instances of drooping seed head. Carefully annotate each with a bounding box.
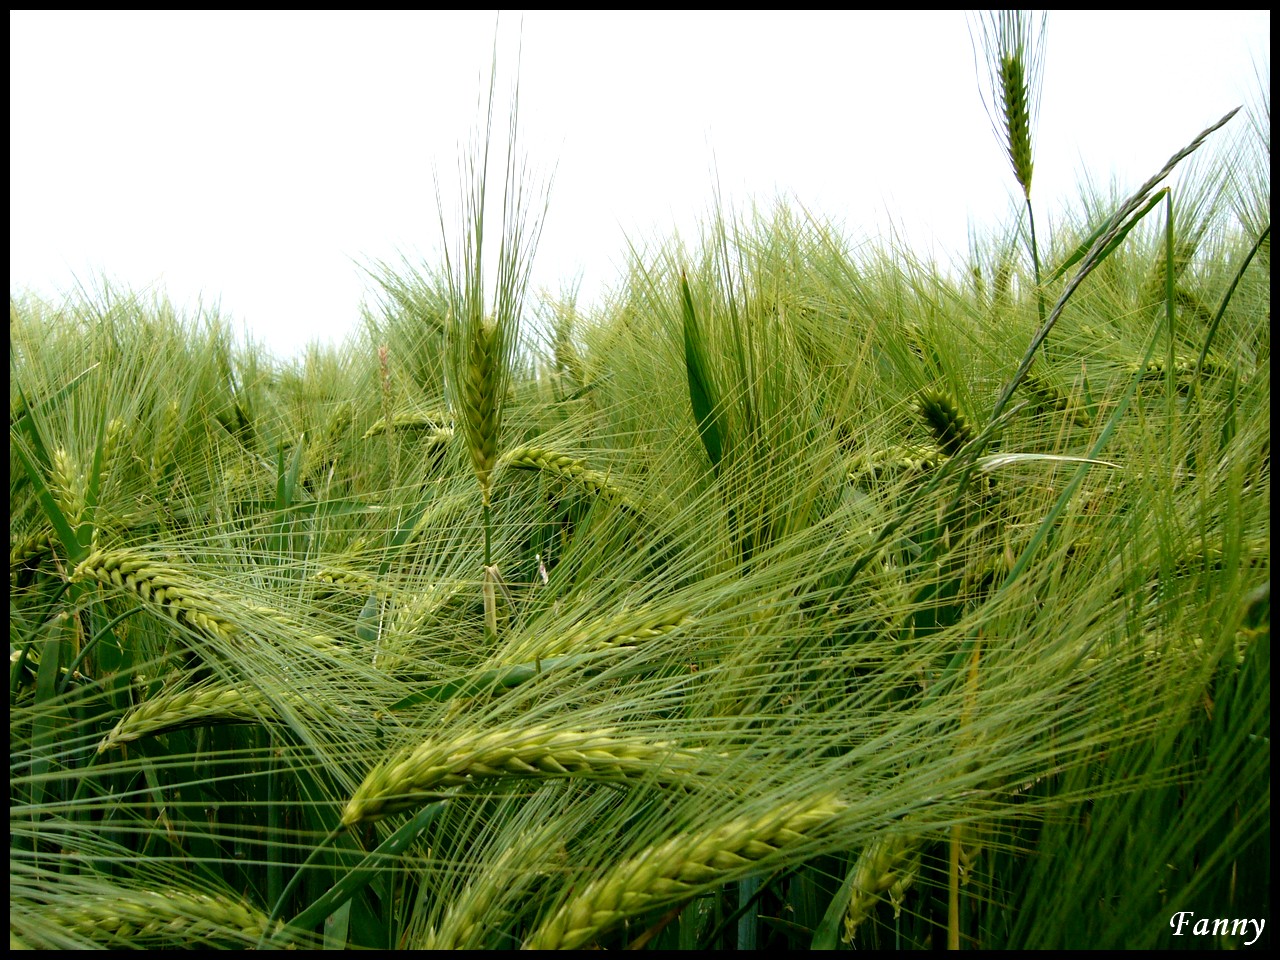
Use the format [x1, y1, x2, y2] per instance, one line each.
[525, 794, 848, 950]
[341, 724, 720, 827]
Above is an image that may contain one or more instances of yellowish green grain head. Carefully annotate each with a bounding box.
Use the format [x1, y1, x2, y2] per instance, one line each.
[525, 794, 848, 950]
[459, 314, 504, 505]
[439, 57, 549, 512]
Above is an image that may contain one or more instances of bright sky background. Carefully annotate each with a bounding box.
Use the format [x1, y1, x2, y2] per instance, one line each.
[9, 10, 1270, 360]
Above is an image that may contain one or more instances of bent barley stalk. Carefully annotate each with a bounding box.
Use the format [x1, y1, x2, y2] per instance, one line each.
[501, 445, 634, 508]
[842, 829, 923, 943]
[341, 724, 721, 827]
[524, 794, 848, 950]
[98, 682, 273, 753]
[72, 547, 257, 644]
[53, 887, 277, 946]
[419, 821, 567, 950]
[497, 604, 693, 666]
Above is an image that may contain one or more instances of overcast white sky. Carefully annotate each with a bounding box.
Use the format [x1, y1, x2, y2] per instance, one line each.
[9, 10, 1270, 360]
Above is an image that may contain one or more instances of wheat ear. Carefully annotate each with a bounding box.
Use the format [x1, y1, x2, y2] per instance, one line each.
[525, 794, 848, 950]
[341, 724, 719, 827]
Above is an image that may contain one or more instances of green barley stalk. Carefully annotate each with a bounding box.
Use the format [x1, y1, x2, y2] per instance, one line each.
[501, 444, 634, 508]
[341, 724, 720, 827]
[72, 546, 268, 644]
[842, 828, 923, 943]
[438, 49, 549, 639]
[496, 603, 692, 666]
[972, 11, 1048, 322]
[52, 886, 277, 947]
[524, 794, 848, 950]
[97, 682, 273, 753]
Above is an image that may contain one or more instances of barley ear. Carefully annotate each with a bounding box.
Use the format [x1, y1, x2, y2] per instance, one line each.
[56, 886, 277, 946]
[438, 57, 549, 508]
[501, 445, 635, 509]
[998, 50, 1034, 197]
[497, 603, 692, 666]
[841, 830, 923, 943]
[150, 399, 180, 486]
[340, 724, 721, 827]
[49, 445, 85, 526]
[11, 528, 55, 580]
[420, 822, 567, 949]
[72, 547, 251, 644]
[525, 794, 847, 950]
[972, 11, 1046, 201]
[462, 315, 502, 505]
[918, 390, 975, 457]
[98, 682, 270, 753]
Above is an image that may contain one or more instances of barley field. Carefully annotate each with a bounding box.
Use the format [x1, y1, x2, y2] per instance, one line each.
[10, 16, 1269, 950]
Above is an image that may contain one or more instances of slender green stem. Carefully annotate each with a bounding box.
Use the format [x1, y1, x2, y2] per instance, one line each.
[1026, 195, 1046, 330]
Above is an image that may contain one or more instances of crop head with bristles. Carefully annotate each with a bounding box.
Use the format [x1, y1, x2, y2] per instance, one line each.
[438, 54, 551, 508]
[971, 10, 1047, 201]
